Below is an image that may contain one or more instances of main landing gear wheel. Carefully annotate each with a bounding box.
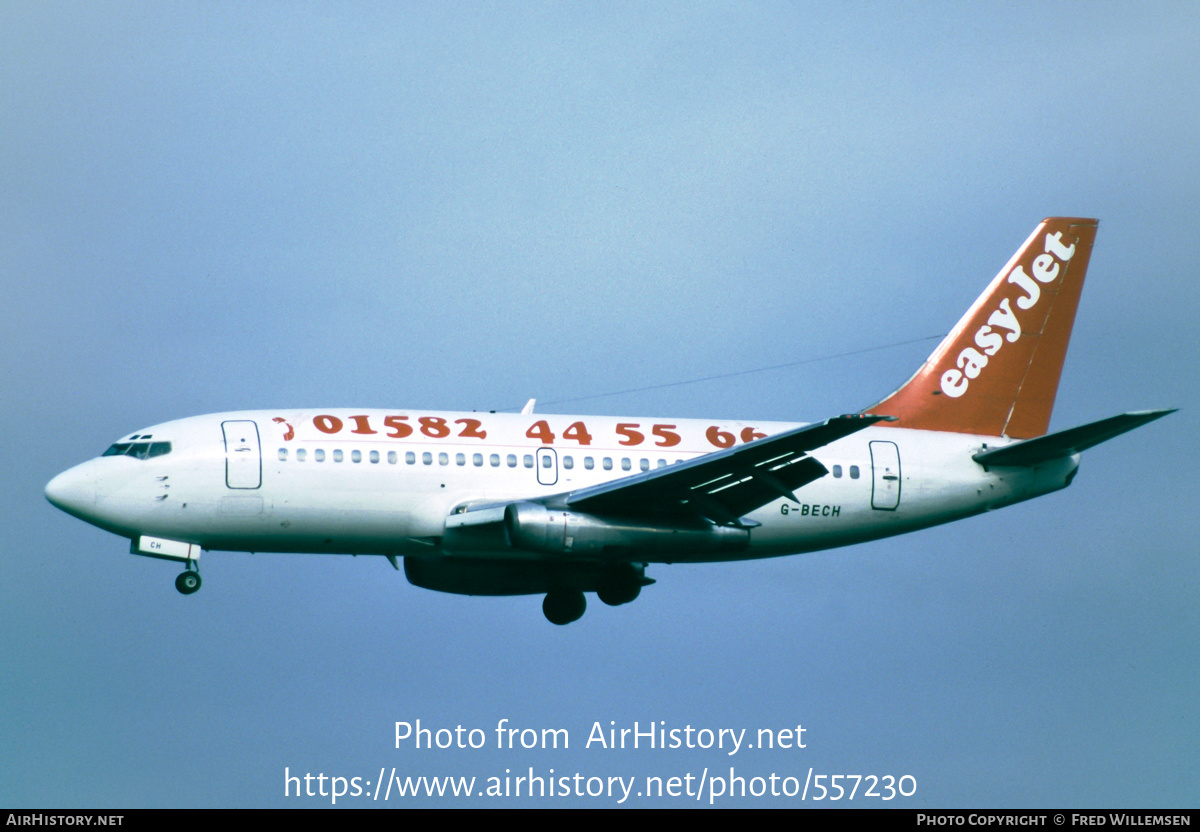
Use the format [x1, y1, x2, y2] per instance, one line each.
[543, 590, 586, 625]
[597, 581, 641, 607]
[175, 570, 202, 595]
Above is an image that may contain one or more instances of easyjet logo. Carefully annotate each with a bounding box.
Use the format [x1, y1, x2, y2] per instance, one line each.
[939, 231, 1077, 398]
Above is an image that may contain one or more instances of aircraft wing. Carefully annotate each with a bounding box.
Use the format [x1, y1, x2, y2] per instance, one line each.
[562, 414, 892, 526]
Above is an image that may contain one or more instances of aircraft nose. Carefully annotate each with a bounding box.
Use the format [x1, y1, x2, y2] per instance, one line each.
[45, 465, 96, 519]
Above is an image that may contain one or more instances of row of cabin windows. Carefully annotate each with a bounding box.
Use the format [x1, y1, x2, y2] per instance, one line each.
[275, 448, 863, 478]
[276, 447, 674, 471]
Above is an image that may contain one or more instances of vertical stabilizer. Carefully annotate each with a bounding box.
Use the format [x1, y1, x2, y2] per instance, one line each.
[865, 218, 1098, 438]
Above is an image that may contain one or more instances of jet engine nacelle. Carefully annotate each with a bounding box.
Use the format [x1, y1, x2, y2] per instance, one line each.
[502, 501, 749, 556]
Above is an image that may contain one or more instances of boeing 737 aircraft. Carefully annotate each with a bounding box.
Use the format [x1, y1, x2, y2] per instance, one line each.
[46, 218, 1172, 623]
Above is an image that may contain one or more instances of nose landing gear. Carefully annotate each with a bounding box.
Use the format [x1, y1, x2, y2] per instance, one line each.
[175, 562, 201, 595]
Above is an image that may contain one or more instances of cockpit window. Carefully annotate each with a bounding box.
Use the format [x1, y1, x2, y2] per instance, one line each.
[102, 441, 171, 459]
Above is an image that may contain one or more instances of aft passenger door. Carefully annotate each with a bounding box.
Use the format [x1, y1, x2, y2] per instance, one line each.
[869, 440, 900, 510]
[222, 420, 262, 489]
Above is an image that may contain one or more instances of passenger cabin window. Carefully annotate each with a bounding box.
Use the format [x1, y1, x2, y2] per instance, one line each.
[490, 454, 500, 467]
[507, 454, 517, 468]
[315, 449, 326, 462]
[603, 457, 613, 470]
[584, 457, 594, 470]
[849, 465, 860, 479]
[523, 455, 534, 469]
[387, 451, 396, 464]
[639, 459, 650, 472]
[832, 465, 842, 478]
[621, 458, 631, 471]
[333, 450, 344, 462]
[370, 450, 380, 464]
[278, 448, 287, 461]
[351, 450, 362, 463]
[563, 456, 573, 469]
[406, 451, 416, 465]
[297, 448, 307, 462]
[102, 441, 172, 460]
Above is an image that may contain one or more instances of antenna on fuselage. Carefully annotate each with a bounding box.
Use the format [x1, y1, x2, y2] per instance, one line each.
[521, 399, 536, 415]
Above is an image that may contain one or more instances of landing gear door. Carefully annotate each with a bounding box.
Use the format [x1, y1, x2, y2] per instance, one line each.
[870, 440, 900, 510]
[222, 420, 262, 489]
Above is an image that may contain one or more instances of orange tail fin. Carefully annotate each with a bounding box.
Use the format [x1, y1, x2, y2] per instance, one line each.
[865, 217, 1098, 438]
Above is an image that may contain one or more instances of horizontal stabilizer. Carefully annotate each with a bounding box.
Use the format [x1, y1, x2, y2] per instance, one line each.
[972, 409, 1175, 466]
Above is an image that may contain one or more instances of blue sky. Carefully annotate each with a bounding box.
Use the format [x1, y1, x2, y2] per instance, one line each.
[3, 2, 1197, 807]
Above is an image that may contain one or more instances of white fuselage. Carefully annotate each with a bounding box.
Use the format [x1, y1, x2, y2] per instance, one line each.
[46, 409, 1078, 564]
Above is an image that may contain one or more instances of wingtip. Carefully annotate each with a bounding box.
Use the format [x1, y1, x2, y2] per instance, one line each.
[1130, 407, 1177, 421]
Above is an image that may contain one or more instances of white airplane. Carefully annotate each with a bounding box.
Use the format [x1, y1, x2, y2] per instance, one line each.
[46, 218, 1172, 624]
